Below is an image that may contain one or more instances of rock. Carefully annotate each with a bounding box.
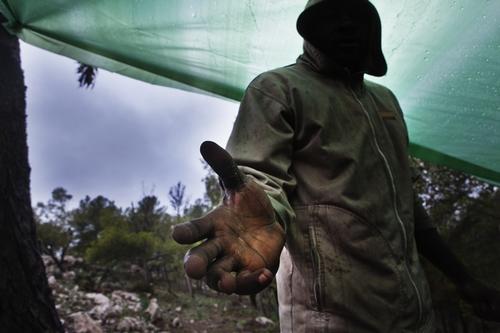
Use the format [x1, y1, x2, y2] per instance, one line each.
[86, 293, 110, 305]
[102, 304, 123, 320]
[145, 298, 160, 320]
[48, 275, 57, 288]
[116, 316, 145, 332]
[64, 255, 77, 267]
[111, 290, 140, 303]
[111, 290, 141, 312]
[171, 317, 181, 328]
[255, 316, 274, 326]
[67, 312, 103, 333]
[146, 298, 167, 328]
[84, 293, 127, 321]
[63, 271, 76, 281]
[42, 255, 54, 267]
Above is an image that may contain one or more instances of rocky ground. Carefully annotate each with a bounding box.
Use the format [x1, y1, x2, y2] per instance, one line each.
[44, 255, 277, 332]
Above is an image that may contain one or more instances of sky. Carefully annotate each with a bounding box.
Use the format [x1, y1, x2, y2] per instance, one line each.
[21, 42, 238, 213]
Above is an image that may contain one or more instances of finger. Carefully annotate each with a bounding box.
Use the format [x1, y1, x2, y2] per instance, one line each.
[206, 256, 238, 294]
[200, 141, 245, 191]
[184, 238, 223, 279]
[235, 268, 274, 295]
[171, 216, 214, 244]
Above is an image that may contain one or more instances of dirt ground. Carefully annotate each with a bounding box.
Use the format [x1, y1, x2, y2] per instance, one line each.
[156, 288, 279, 333]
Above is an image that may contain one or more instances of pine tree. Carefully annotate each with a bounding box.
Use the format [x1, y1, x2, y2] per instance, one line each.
[0, 22, 63, 331]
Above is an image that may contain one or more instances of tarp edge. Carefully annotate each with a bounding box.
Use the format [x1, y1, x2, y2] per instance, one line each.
[409, 143, 500, 186]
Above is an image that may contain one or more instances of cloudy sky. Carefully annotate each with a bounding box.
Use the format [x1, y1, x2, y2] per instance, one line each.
[21, 42, 238, 213]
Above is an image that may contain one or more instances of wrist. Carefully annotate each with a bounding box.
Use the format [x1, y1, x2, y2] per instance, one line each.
[267, 195, 290, 234]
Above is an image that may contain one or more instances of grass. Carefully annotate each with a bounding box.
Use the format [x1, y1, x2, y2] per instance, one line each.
[153, 286, 279, 332]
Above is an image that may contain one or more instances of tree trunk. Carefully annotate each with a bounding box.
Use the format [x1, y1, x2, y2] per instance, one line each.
[0, 23, 63, 332]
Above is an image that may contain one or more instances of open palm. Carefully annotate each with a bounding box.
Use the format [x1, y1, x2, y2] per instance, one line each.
[172, 141, 285, 295]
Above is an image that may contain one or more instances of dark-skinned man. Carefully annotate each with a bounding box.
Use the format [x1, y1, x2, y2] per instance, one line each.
[173, 0, 500, 332]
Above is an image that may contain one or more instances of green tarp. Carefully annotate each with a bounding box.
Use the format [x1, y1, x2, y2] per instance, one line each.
[1, 0, 499, 184]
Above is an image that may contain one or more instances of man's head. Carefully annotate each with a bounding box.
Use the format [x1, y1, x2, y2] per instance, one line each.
[297, 0, 387, 76]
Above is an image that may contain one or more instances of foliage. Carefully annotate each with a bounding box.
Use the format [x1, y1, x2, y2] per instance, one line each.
[81, 194, 185, 289]
[127, 195, 166, 233]
[413, 158, 500, 315]
[35, 187, 74, 272]
[71, 195, 123, 255]
[85, 227, 158, 265]
[182, 162, 223, 219]
[202, 160, 222, 209]
[168, 181, 186, 218]
[76, 62, 98, 88]
[447, 191, 500, 285]
[412, 158, 497, 230]
[32, 158, 499, 326]
[36, 187, 73, 226]
[37, 222, 72, 271]
[184, 198, 208, 219]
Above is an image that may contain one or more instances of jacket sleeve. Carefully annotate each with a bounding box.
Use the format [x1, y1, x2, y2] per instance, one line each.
[225, 81, 296, 231]
[389, 88, 436, 231]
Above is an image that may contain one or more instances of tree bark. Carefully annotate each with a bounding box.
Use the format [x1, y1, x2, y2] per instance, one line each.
[0, 23, 64, 332]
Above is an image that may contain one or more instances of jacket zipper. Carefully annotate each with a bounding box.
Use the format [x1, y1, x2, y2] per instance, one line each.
[350, 89, 423, 324]
[308, 224, 323, 311]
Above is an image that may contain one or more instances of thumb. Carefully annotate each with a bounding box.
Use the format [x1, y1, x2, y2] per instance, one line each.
[200, 141, 245, 191]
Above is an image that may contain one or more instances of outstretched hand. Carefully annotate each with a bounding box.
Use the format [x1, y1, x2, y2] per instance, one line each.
[172, 141, 285, 295]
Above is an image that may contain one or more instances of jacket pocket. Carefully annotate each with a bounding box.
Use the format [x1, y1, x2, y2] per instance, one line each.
[296, 204, 405, 328]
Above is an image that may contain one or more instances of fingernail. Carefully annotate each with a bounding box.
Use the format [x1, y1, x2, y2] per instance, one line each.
[258, 273, 269, 284]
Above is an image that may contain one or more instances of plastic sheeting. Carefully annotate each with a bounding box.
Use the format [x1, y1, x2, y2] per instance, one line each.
[1, 0, 499, 184]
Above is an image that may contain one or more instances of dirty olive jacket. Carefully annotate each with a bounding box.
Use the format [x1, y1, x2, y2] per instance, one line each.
[226, 40, 437, 332]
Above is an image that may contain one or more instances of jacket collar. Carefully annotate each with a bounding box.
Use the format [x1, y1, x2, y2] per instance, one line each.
[297, 41, 365, 92]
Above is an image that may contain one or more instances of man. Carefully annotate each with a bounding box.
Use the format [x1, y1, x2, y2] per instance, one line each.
[173, 0, 500, 331]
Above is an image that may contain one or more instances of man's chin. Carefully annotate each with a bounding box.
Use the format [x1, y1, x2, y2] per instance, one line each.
[326, 52, 362, 68]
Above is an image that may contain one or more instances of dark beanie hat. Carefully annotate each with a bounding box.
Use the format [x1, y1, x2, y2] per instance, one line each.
[297, 0, 388, 76]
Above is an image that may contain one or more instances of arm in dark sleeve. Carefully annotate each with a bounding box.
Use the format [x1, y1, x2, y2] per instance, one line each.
[409, 155, 473, 285]
[226, 82, 296, 231]
[414, 195, 473, 286]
